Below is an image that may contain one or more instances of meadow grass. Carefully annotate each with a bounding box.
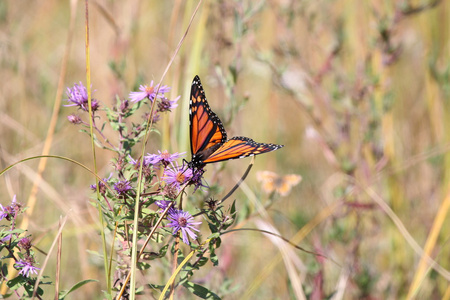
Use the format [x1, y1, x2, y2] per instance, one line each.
[0, 1, 449, 299]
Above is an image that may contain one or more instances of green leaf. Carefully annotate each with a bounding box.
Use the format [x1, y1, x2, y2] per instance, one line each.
[183, 281, 221, 299]
[230, 200, 236, 217]
[214, 237, 221, 248]
[1, 262, 9, 277]
[207, 232, 220, 240]
[6, 276, 25, 290]
[148, 283, 165, 292]
[79, 130, 104, 149]
[23, 284, 41, 298]
[102, 290, 114, 300]
[101, 121, 107, 132]
[24, 284, 44, 298]
[149, 244, 169, 260]
[207, 219, 218, 232]
[58, 279, 98, 300]
[195, 256, 208, 268]
[137, 261, 151, 270]
[1, 228, 25, 237]
[210, 252, 219, 266]
[209, 241, 219, 266]
[0, 291, 14, 298]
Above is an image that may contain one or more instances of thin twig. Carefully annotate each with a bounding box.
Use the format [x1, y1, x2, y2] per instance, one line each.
[219, 159, 254, 205]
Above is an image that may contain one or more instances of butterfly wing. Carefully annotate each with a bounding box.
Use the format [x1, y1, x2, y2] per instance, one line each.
[256, 171, 278, 183]
[189, 75, 283, 168]
[257, 171, 302, 196]
[190, 76, 227, 166]
[256, 171, 279, 194]
[276, 174, 302, 196]
[202, 136, 284, 164]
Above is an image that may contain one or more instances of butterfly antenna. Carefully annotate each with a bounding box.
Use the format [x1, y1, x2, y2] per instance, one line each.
[219, 158, 254, 205]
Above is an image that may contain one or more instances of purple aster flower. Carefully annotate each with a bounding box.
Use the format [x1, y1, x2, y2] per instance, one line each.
[65, 82, 99, 112]
[163, 162, 193, 192]
[188, 167, 208, 192]
[144, 154, 161, 166]
[119, 99, 129, 112]
[18, 237, 32, 251]
[15, 257, 40, 278]
[142, 111, 161, 124]
[90, 181, 106, 194]
[128, 155, 138, 166]
[114, 180, 133, 195]
[0, 195, 21, 221]
[155, 200, 175, 214]
[1, 234, 12, 242]
[152, 112, 161, 123]
[161, 184, 179, 200]
[128, 155, 153, 178]
[128, 155, 146, 167]
[157, 150, 185, 164]
[0, 204, 8, 221]
[90, 174, 112, 194]
[67, 114, 82, 124]
[157, 96, 180, 112]
[205, 198, 219, 211]
[144, 150, 185, 168]
[129, 81, 171, 103]
[114, 156, 126, 172]
[167, 209, 201, 244]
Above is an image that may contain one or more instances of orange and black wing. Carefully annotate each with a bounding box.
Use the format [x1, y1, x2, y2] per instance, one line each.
[190, 76, 227, 162]
[202, 136, 284, 164]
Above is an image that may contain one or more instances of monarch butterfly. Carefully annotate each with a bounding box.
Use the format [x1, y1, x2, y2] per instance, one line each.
[256, 171, 302, 197]
[188, 75, 283, 170]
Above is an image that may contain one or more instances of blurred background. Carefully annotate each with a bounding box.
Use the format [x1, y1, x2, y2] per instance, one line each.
[0, 0, 449, 299]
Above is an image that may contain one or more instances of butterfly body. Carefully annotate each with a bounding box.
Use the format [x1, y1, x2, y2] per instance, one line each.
[188, 75, 283, 169]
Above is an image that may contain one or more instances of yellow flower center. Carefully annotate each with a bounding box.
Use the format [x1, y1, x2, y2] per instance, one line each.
[160, 150, 170, 160]
[178, 217, 187, 227]
[145, 86, 154, 95]
[176, 172, 186, 184]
